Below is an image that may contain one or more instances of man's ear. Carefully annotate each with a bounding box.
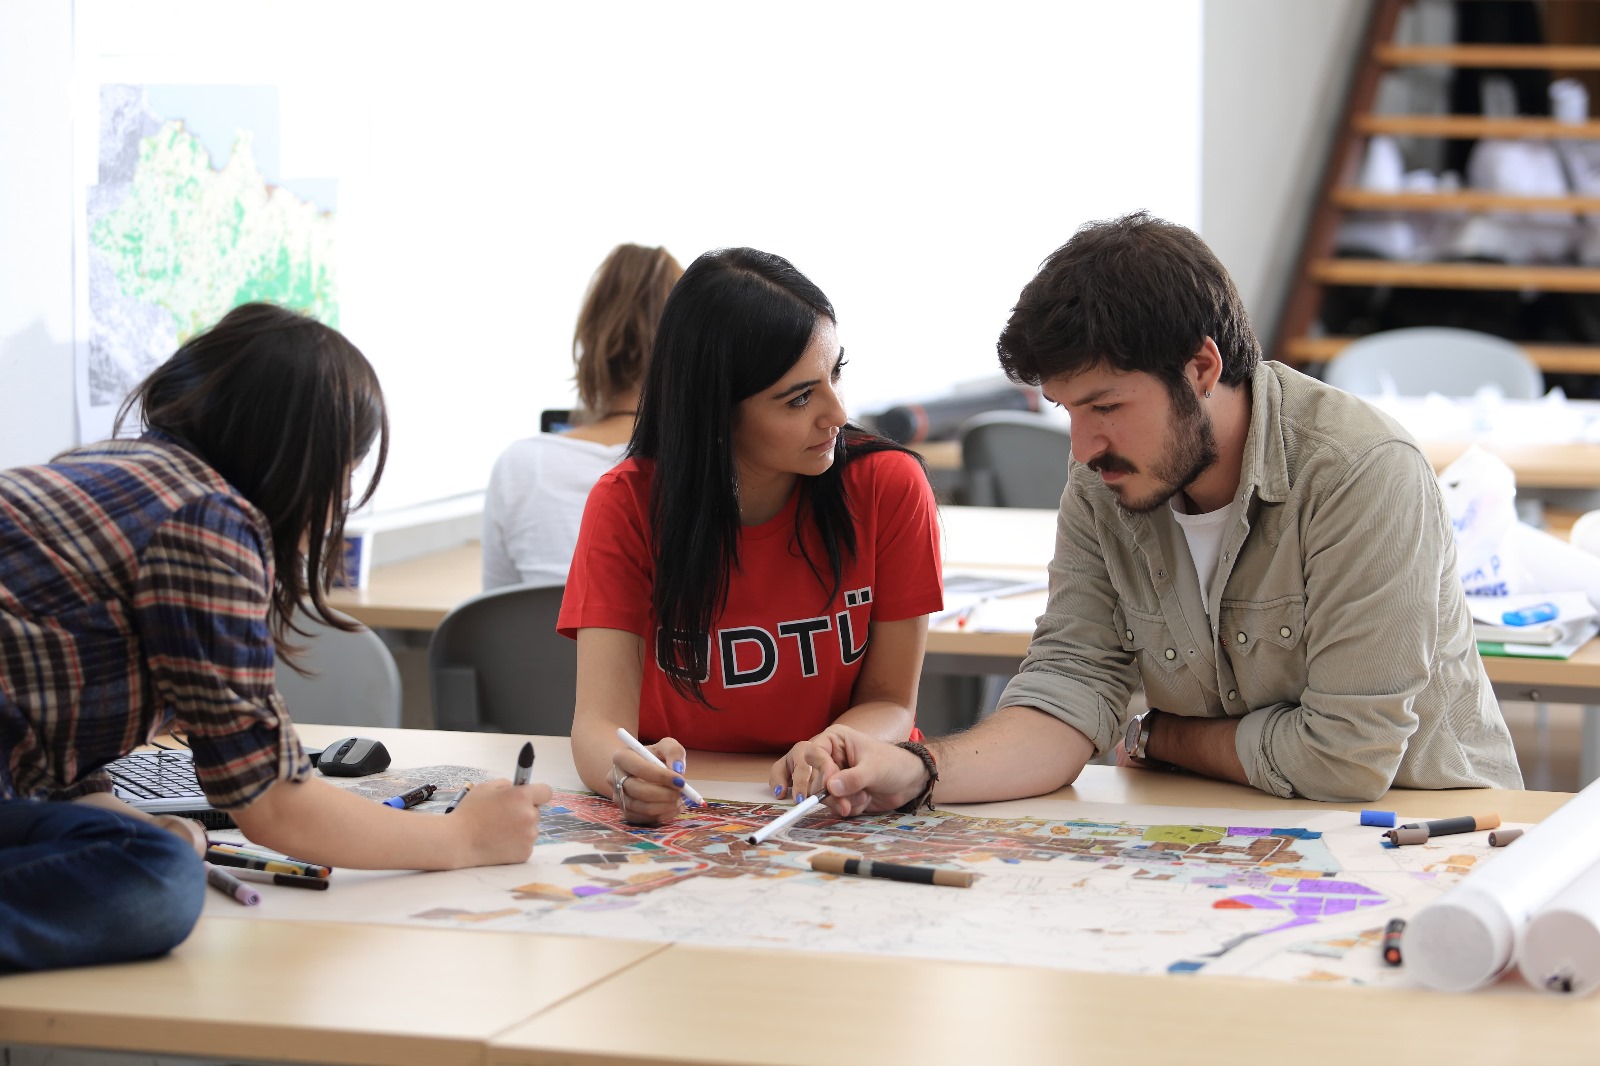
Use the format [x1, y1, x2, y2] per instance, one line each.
[1191, 337, 1223, 393]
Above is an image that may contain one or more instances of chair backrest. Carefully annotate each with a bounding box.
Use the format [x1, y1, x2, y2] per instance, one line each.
[959, 410, 1072, 508]
[427, 583, 574, 734]
[273, 610, 402, 728]
[1323, 327, 1544, 399]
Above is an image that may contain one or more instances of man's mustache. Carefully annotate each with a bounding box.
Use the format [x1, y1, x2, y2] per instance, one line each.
[1088, 453, 1136, 475]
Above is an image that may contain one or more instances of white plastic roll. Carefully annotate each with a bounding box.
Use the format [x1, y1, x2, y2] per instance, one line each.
[1519, 859, 1600, 996]
[1407, 778, 1600, 992]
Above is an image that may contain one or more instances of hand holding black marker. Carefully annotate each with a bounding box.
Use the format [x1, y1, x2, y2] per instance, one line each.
[513, 741, 536, 786]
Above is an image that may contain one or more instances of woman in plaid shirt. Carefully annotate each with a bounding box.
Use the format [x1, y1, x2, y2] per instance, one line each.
[0, 304, 550, 972]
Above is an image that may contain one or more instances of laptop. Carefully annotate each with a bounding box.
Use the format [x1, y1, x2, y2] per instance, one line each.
[106, 748, 236, 829]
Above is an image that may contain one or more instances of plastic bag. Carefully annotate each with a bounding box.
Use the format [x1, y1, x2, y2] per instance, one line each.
[1437, 446, 1531, 597]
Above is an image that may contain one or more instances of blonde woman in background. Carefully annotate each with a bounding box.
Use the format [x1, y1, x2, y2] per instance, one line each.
[483, 244, 684, 588]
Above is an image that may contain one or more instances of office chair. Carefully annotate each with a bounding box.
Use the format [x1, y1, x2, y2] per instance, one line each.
[1322, 327, 1544, 399]
[958, 410, 1072, 508]
[428, 583, 575, 734]
[273, 609, 403, 728]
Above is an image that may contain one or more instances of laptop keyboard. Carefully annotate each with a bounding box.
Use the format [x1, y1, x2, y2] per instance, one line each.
[106, 749, 206, 800]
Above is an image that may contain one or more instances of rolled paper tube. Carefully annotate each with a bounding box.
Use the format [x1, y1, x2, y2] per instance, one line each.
[1520, 860, 1600, 997]
[1407, 779, 1600, 993]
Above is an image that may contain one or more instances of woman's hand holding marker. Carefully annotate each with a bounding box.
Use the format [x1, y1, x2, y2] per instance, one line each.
[610, 728, 701, 825]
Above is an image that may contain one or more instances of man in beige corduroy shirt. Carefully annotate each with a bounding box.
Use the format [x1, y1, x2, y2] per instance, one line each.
[810, 212, 1523, 813]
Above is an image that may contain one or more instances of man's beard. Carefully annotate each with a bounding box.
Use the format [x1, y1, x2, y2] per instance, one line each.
[1089, 387, 1219, 514]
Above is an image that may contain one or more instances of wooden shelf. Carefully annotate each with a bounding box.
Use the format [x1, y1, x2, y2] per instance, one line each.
[1354, 114, 1600, 139]
[1284, 336, 1600, 374]
[1276, 0, 1600, 378]
[1332, 188, 1600, 213]
[1310, 258, 1600, 292]
[1377, 44, 1600, 69]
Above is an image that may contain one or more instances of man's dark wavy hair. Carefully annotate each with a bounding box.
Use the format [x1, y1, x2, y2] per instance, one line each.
[996, 211, 1259, 404]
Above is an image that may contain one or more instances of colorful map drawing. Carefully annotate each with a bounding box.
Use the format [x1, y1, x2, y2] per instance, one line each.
[210, 781, 1513, 987]
[83, 84, 338, 411]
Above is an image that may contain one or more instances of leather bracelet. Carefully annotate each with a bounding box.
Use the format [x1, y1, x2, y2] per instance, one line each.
[895, 741, 939, 814]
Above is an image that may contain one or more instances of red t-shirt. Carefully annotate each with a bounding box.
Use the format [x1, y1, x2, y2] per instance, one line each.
[558, 449, 943, 752]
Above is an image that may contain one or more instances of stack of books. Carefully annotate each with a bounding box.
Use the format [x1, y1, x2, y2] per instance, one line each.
[1469, 593, 1598, 659]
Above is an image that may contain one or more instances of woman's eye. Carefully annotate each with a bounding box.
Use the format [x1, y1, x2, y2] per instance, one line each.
[831, 359, 848, 382]
[1093, 404, 1117, 415]
[787, 391, 813, 408]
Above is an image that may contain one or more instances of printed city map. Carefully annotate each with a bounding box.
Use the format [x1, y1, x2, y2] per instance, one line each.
[215, 772, 1511, 986]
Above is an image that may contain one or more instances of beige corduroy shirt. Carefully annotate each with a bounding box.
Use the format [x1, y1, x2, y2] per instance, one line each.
[999, 360, 1523, 802]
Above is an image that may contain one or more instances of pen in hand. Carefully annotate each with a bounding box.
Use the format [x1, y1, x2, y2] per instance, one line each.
[513, 741, 535, 786]
[615, 727, 705, 807]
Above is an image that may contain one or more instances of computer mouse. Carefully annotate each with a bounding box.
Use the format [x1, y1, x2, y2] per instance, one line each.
[315, 736, 391, 777]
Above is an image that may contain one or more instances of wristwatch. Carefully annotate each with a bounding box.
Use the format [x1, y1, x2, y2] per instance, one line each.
[1124, 709, 1160, 761]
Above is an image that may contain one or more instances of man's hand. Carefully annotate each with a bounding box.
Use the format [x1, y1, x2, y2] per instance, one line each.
[801, 725, 931, 817]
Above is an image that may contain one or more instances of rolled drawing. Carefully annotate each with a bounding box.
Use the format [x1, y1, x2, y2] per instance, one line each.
[1406, 779, 1600, 993]
[1520, 859, 1600, 997]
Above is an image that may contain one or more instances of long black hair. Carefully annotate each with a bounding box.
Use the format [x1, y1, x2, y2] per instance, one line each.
[117, 302, 388, 663]
[628, 248, 916, 703]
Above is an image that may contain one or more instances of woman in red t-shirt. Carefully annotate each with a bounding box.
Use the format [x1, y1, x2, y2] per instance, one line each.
[558, 247, 944, 824]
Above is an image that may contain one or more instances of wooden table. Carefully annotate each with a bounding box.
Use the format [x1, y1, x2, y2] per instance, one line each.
[0, 727, 1590, 1066]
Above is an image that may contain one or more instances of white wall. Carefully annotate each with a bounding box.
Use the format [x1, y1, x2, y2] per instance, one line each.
[0, 1, 76, 466]
[1200, 0, 1369, 348]
[3, 1, 1367, 512]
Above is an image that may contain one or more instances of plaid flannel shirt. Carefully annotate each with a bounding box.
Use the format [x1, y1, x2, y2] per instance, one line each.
[0, 435, 310, 807]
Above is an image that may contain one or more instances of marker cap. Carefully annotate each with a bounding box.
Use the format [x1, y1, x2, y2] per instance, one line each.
[1360, 810, 1398, 828]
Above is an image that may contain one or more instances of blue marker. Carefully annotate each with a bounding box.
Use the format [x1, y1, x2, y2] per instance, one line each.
[1360, 810, 1398, 828]
[381, 783, 436, 809]
[1502, 602, 1558, 627]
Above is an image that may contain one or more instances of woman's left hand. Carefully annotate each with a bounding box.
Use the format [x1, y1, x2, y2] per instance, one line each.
[768, 728, 847, 803]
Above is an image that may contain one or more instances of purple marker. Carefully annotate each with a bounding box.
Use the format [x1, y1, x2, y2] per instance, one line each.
[205, 862, 261, 906]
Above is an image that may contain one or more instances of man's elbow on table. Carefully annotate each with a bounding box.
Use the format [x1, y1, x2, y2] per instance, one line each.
[1242, 712, 1401, 803]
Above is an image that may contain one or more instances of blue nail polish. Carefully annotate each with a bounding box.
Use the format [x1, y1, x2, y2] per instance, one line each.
[774, 785, 784, 797]
[673, 776, 685, 788]
[673, 760, 685, 773]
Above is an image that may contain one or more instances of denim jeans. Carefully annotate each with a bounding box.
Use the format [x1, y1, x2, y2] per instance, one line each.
[0, 799, 206, 973]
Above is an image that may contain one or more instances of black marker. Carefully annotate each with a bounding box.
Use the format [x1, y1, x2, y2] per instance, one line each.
[513, 741, 535, 786]
[381, 783, 436, 809]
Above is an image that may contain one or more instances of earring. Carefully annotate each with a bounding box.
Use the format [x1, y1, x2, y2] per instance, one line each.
[1204, 389, 1212, 399]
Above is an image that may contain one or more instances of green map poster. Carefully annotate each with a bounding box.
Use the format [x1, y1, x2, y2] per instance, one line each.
[80, 83, 337, 436]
